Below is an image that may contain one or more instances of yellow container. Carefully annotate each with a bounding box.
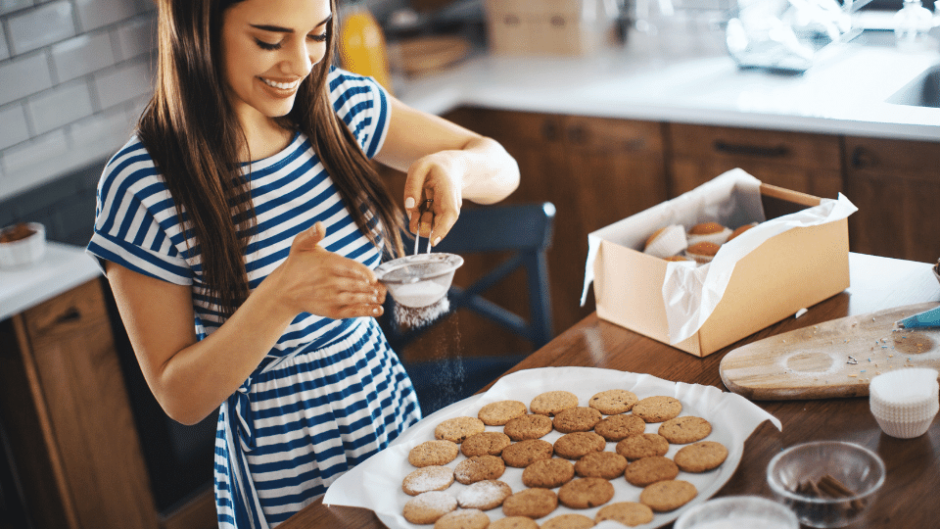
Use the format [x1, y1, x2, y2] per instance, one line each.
[338, 5, 394, 94]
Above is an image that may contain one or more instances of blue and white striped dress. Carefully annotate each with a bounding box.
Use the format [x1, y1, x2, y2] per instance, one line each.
[87, 68, 421, 528]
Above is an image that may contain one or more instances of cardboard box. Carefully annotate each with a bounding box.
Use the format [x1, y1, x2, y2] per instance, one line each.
[484, 0, 618, 56]
[589, 182, 851, 357]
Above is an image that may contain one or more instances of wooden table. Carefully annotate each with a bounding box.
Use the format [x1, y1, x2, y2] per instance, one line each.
[281, 253, 940, 529]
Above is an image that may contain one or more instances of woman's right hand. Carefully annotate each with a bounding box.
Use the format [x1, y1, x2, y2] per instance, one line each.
[268, 222, 386, 320]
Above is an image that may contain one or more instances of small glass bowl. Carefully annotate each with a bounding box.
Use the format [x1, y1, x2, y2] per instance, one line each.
[767, 441, 885, 528]
[374, 253, 463, 308]
[674, 495, 799, 529]
[0, 222, 46, 269]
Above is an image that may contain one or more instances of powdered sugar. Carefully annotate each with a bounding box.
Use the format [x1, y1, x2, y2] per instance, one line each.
[403, 466, 454, 495]
[457, 480, 509, 508]
[407, 490, 457, 511]
[395, 296, 450, 329]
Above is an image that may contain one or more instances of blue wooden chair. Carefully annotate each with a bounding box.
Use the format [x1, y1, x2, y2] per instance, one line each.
[380, 202, 556, 416]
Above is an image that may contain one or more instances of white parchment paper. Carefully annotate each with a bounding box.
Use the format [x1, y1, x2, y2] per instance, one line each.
[323, 367, 782, 529]
[580, 169, 857, 345]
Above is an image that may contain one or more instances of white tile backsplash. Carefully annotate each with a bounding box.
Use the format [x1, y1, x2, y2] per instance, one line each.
[114, 15, 154, 61]
[0, 104, 30, 150]
[7, 1, 76, 55]
[94, 58, 153, 110]
[0, 0, 34, 17]
[52, 31, 116, 83]
[1, 128, 69, 176]
[0, 24, 9, 60]
[74, 0, 141, 32]
[27, 80, 94, 135]
[69, 106, 134, 157]
[0, 51, 53, 106]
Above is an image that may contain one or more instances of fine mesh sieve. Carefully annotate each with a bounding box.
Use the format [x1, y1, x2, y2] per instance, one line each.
[375, 253, 464, 308]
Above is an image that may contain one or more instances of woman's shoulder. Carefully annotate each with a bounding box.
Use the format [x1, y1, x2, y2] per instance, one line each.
[97, 135, 168, 204]
[327, 66, 387, 110]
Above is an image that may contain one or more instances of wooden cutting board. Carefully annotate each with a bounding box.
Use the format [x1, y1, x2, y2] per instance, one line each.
[720, 302, 940, 400]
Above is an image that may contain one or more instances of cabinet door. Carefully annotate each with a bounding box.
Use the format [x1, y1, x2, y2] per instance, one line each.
[844, 137, 940, 262]
[668, 124, 843, 199]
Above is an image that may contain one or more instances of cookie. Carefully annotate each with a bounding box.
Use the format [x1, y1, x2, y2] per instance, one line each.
[632, 396, 682, 423]
[521, 458, 575, 488]
[658, 416, 712, 444]
[478, 400, 528, 426]
[403, 491, 458, 524]
[588, 389, 639, 414]
[433, 508, 489, 529]
[501, 439, 554, 468]
[410, 440, 460, 467]
[615, 434, 669, 461]
[674, 441, 728, 473]
[530, 391, 579, 416]
[504, 414, 553, 441]
[403, 466, 455, 496]
[639, 480, 698, 512]
[455, 455, 506, 485]
[624, 456, 679, 487]
[457, 480, 512, 511]
[540, 514, 596, 529]
[558, 477, 615, 509]
[553, 432, 605, 460]
[594, 414, 646, 442]
[574, 451, 628, 480]
[435, 416, 486, 444]
[552, 407, 603, 433]
[502, 488, 558, 519]
[595, 502, 654, 527]
[489, 516, 539, 529]
[461, 431, 512, 457]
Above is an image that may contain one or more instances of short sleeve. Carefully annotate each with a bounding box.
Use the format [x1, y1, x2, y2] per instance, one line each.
[328, 66, 391, 159]
[86, 138, 194, 285]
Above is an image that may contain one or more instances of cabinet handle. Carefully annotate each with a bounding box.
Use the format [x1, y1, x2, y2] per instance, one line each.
[567, 125, 587, 144]
[851, 146, 877, 169]
[56, 307, 82, 324]
[713, 141, 789, 158]
[541, 120, 559, 141]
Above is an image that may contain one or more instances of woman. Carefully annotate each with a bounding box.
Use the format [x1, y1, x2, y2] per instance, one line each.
[86, 0, 519, 527]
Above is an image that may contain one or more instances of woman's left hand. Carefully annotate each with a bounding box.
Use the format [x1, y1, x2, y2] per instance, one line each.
[402, 150, 466, 245]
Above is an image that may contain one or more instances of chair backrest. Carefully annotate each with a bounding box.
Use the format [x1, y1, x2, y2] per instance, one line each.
[381, 202, 556, 352]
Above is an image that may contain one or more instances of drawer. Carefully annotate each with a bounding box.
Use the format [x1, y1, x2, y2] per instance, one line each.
[22, 279, 108, 346]
[561, 116, 664, 154]
[845, 136, 940, 183]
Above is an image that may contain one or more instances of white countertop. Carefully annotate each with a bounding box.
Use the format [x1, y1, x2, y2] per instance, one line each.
[0, 242, 101, 321]
[394, 37, 940, 141]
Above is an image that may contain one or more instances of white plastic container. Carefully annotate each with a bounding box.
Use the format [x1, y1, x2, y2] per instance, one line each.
[0, 222, 47, 269]
[869, 367, 939, 439]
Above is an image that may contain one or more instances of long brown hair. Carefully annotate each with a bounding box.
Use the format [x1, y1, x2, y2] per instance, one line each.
[138, 0, 404, 318]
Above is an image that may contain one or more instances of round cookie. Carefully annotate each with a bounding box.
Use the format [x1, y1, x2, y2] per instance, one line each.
[435, 416, 486, 444]
[461, 431, 512, 457]
[504, 414, 553, 441]
[521, 458, 575, 488]
[594, 414, 646, 442]
[457, 480, 512, 511]
[624, 456, 679, 487]
[455, 455, 506, 485]
[558, 477, 615, 509]
[501, 439, 554, 468]
[589, 389, 639, 414]
[490, 516, 538, 529]
[674, 441, 728, 473]
[615, 434, 669, 461]
[403, 491, 458, 524]
[410, 440, 460, 467]
[574, 451, 628, 480]
[639, 480, 698, 512]
[552, 407, 603, 433]
[433, 508, 489, 529]
[502, 488, 558, 519]
[632, 396, 682, 423]
[478, 400, 528, 426]
[658, 416, 712, 444]
[595, 502, 654, 527]
[403, 466, 455, 496]
[541, 514, 595, 529]
[530, 391, 579, 416]
[553, 432, 605, 460]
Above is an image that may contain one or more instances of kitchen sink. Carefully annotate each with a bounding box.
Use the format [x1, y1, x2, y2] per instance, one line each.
[886, 64, 940, 108]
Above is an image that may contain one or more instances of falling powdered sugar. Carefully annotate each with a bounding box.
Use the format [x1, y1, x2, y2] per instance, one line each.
[395, 296, 451, 329]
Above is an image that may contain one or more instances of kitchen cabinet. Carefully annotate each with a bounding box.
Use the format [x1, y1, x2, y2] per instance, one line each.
[666, 123, 843, 199]
[844, 136, 940, 263]
[0, 278, 216, 529]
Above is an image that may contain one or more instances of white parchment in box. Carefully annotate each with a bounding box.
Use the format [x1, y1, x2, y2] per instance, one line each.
[581, 169, 857, 357]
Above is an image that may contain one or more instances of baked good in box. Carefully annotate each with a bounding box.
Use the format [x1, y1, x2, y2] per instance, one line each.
[643, 225, 688, 259]
[686, 222, 732, 245]
[663, 255, 694, 262]
[685, 242, 721, 264]
[727, 221, 758, 242]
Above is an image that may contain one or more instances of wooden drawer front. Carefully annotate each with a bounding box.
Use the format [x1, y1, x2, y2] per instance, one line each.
[669, 124, 842, 172]
[845, 137, 940, 183]
[22, 280, 109, 348]
[561, 116, 664, 154]
[455, 108, 563, 146]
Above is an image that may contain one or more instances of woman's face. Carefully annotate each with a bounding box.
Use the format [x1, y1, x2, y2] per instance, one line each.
[221, 0, 331, 124]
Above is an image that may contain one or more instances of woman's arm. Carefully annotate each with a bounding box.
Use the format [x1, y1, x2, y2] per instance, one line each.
[106, 222, 385, 425]
[373, 97, 520, 244]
